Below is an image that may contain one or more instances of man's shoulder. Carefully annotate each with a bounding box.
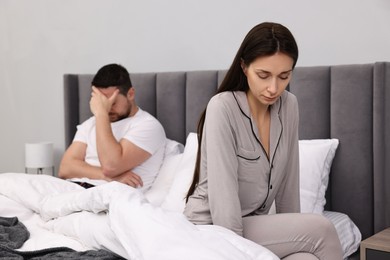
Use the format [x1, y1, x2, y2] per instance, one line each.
[136, 107, 156, 120]
[77, 116, 96, 129]
[118, 108, 165, 137]
[133, 108, 162, 126]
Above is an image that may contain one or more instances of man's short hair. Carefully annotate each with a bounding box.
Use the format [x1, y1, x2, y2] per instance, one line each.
[91, 64, 132, 95]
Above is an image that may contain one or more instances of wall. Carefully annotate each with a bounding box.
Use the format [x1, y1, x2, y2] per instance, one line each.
[0, 0, 389, 174]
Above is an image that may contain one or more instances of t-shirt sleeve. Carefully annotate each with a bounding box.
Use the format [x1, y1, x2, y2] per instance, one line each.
[72, 117, 94, 144]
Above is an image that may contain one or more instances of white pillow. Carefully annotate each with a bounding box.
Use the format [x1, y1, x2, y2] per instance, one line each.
[323, 211, 361, 259]
[299, 139, 339, 214]
[161, 133, 198, 212]
[145, 138, 184, 206]
[164, 138, 184, 157]
[268, 139, 339, 215]
[145, 153, 183, 206]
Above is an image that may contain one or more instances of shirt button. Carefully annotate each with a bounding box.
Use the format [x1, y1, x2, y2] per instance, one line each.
[270, 185, 273, 189]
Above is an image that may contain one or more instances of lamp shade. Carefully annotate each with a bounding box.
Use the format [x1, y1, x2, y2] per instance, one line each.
[25, 142, 54, 168]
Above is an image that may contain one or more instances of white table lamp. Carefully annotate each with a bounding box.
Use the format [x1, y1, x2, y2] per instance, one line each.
[25, 142, 54, 175]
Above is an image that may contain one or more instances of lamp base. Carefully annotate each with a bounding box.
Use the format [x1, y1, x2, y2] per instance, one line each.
[25, 166, 55, 176]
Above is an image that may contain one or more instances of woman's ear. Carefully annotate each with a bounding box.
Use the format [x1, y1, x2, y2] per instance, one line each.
[241, 59, 247, 75]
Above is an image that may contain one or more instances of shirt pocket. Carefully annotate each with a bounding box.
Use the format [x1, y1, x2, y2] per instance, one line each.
[236, 146, 263, 183]
[236, 146, 261, 161]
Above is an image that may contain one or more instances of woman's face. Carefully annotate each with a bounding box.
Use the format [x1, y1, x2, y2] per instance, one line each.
[242, 52, 294, 106]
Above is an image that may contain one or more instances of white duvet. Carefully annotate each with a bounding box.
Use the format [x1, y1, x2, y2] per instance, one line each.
[0, 173, 278, 260]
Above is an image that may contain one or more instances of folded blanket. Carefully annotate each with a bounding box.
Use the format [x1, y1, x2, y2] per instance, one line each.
[0, 216, 29, 249]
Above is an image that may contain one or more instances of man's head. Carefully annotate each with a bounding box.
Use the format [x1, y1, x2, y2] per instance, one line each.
[92, 63, 132, 95]
[91, 64, 136, 122]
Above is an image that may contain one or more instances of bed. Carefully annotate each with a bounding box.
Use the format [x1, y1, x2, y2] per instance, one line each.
[1, 62, 390, 259]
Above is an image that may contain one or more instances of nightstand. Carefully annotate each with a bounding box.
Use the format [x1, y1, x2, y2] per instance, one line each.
[360, 228, 390, 260]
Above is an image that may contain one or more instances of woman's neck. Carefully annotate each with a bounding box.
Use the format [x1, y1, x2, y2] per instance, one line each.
[246, 91, 270, 120]
[246, 91, 271, 156]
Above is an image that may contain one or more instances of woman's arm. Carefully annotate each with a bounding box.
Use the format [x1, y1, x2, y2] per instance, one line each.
[204, 95, 244, 236]
[275, 94, 300, 213]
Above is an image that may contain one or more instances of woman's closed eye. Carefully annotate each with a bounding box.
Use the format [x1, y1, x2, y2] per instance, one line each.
[257, 71, 291, 80]
[279, 72, 292, 80]
[258, 72, 270, 79]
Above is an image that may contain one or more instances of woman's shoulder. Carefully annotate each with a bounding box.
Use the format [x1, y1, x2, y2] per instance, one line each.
[209, 91, 245, 105]
[280, 90, 298, 107]
[211, 91, 235, 101]
[278, 91, 299, 119]
[205, 92, 241, 118]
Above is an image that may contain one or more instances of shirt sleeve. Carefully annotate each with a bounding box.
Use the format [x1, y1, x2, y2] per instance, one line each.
[204, 95, 244, 236]
[73, 117, 94, 144]
[275, 94, 301, 213]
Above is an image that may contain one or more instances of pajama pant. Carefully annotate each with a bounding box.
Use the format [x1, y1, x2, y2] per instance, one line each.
[243, 213, 343, 260]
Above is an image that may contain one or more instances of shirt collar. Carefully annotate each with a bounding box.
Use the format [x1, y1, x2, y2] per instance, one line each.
[232, 91, 282, 118]
[232, 90, 284, 162]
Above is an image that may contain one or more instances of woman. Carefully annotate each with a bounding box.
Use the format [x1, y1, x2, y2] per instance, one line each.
[184, 22, 343, 260]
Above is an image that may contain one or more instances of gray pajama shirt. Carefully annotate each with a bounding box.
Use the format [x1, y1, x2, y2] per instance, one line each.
[184, 90, 300, 236]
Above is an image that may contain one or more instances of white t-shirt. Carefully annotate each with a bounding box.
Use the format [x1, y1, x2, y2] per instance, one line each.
[72, 107, 166, 191]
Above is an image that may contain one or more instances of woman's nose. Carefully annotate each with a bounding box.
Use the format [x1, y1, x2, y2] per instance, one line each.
[267, 79, 278, 94]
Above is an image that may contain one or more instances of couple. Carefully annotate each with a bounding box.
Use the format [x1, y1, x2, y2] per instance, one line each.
[59, 22, 343, 260]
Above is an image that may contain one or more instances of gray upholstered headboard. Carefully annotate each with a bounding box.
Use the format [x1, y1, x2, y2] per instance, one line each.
[64, 62, 390, 242]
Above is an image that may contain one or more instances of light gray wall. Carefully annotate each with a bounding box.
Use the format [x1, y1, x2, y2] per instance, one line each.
[1, 0, 389, 174]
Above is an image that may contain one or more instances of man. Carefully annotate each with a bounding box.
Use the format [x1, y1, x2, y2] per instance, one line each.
[59, 64, 166, 191]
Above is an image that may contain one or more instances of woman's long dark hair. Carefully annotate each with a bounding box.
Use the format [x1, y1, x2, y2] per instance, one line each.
[185, 22, 299, 202]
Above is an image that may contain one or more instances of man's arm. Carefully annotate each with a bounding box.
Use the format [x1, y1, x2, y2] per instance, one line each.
[97, 131, 151, 178]
[90, 86, 152, 178]
[58, 141, 144, 187]
[58, 141, 104, 180]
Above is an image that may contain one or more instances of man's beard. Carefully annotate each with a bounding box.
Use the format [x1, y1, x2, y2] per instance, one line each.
[109, 104, 132, 122]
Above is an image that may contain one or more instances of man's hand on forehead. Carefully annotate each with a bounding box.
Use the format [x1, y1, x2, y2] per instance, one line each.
[90, 86, 120, 116]
[91, 86, 120, 98]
